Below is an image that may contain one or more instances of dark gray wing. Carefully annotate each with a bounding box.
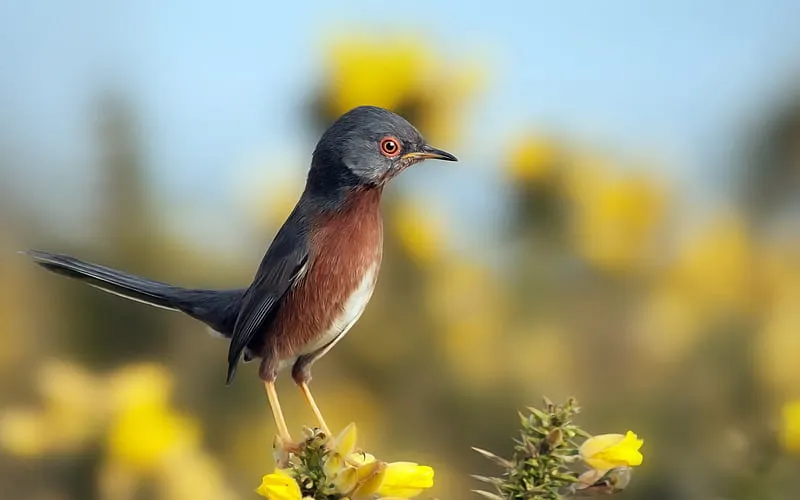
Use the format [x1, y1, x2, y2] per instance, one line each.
[226, 209, 311, 384]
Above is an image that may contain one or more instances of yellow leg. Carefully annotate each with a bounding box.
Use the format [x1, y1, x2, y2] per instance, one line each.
[299, 382, 331, 436]
[264, 381, 292, 443]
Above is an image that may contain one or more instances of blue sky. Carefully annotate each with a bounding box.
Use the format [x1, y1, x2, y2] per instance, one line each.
[2, 0, 800, 250]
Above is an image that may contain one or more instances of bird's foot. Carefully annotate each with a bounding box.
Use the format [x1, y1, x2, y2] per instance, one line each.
[272, 435, 303, 468]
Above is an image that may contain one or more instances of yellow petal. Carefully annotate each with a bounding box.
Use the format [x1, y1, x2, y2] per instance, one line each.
[330, 423, 358, 457]
[106, 406, 199, 471]
[377, 462, 435, 498]
[355, 459, 384, 481]
[352, 460, 387, 500]
[255, 470, 302, 500]
[347, 451, 377, 467]
[323, 452, 344, 478]
[334, 466, 358, 494]
[580, 431, 644, 471]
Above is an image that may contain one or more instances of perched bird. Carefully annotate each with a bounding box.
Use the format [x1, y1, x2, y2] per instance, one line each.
[26, 105, 456, 450]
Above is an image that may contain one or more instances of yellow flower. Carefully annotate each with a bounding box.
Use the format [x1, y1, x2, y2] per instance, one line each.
[292, 423, 438, 498]
[106, 404, 199, 472]
[351, 459, 387, 499]
[330, 422, 358, 457]
[325, 423, 385, 496]
[347, 451, 377, 466]
[325, 35, 431, 114]
[333, 466, 359, 495]
[345, 452, 434, 498]
[667, 213, 752, 314]
[377, 461, 435, 498]
[256, 469, 302, 500]
[569, 162, 666, 273]
[580, 431, 644, 471]
[323, 451, 345, 478]
[104, 364, 200, 472]
[325, 423, 358, 478]
[780, 400, 800, 453]
[318, 34, 481, 143]
[107, 363, 173, 412]
[507, 136, 560, 183]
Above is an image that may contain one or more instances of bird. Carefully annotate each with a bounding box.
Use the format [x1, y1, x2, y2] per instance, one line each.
[25, 105, 457, 452]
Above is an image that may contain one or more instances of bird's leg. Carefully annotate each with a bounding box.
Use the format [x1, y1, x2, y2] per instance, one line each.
[292, 359, 332, 437]
[299, 381, 331, 436]
[263, 379, 297, 467]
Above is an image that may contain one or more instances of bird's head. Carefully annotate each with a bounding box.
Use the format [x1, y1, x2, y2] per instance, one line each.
[309, 106, 457, 188]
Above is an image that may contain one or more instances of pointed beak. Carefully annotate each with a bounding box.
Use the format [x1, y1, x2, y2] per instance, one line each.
[402, 144, 458, 162]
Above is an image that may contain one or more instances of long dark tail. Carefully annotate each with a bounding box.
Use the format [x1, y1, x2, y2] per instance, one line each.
[25, 250, 244, 336]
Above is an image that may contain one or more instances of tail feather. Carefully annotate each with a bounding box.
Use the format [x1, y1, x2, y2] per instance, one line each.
[25, 250, 243, 335]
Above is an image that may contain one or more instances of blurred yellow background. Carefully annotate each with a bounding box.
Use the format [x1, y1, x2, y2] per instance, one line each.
[2, 2, 800, 499]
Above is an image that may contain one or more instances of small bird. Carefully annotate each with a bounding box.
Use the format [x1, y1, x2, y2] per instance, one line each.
[26, 105, 456, 450]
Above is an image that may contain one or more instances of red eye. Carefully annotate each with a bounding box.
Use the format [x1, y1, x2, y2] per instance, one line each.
[379, 136, 401, 157]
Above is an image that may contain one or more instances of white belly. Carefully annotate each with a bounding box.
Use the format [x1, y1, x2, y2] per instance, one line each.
[302, 263, 378, 356]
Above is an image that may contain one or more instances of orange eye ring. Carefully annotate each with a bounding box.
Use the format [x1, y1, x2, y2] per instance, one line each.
[379, 136, 401, 157]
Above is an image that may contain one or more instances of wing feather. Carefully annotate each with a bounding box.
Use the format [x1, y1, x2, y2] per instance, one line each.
[226, 208, 311, 384]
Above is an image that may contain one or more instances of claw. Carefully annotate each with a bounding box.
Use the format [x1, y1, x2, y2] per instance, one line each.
[273, 435, 303, 468]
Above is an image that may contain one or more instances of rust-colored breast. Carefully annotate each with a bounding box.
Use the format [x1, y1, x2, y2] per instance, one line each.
[263, 187, 384, 369]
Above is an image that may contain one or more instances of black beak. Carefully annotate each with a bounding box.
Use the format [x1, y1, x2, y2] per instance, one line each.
[403, 144, 458, 162]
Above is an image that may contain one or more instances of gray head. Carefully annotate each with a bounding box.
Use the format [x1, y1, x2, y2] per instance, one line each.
[308, 106, 457, 189]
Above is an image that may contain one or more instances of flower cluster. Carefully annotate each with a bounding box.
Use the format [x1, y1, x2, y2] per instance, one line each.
[257, 424, 434, 500]
[0, 361, 235, 500]
[473, 398, 643, 499]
